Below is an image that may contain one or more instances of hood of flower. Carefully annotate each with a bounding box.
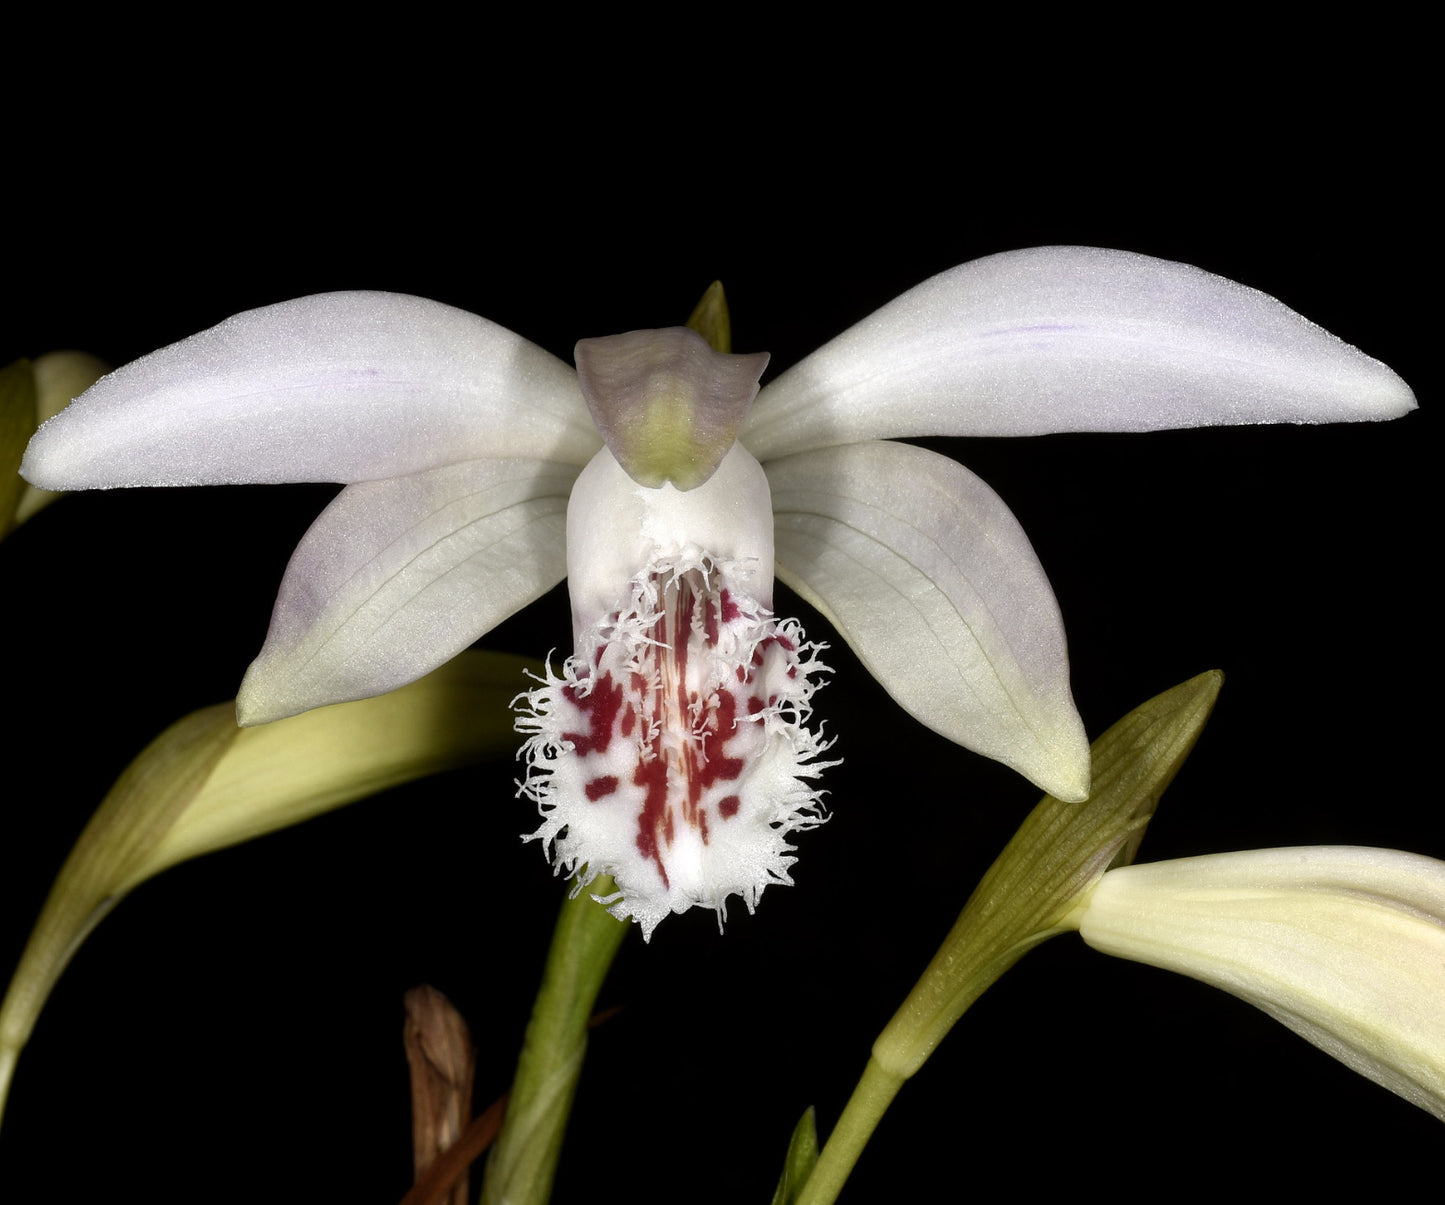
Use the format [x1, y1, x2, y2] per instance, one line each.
[574, 327, 769, 492]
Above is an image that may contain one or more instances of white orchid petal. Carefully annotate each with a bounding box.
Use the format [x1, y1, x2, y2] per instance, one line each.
[767, 441, 1088, 801]
[1079, 848, 1445, 1119]
[237, 458, 577, 725]
[21, 292, 602, 489]
[743, 247, 1416, 460]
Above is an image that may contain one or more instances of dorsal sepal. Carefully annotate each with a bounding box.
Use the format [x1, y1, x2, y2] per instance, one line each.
[574, 327, 769, 490]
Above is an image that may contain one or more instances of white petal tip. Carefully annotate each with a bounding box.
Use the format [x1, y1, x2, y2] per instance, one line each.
[1050, 777, 1091, 805]
[235, 657, 325, 727]
[1032, 737, 1092, 803]
[234, 680, 289, 728]
[1374, 373, 1418, 419]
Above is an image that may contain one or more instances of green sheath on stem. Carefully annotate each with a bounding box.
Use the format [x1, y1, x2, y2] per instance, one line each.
[794, 671, 1222, 1205]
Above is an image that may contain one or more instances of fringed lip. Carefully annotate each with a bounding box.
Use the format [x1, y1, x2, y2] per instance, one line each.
[516, 552, 834, 939]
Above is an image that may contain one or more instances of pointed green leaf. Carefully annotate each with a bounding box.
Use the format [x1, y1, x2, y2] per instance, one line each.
[771, 1106, 820, 1205]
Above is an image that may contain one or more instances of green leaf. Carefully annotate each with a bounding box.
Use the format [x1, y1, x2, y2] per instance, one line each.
[771, 1106, 820, 1205]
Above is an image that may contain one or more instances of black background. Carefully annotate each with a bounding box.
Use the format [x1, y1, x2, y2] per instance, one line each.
[3, 83, 1436, 1201]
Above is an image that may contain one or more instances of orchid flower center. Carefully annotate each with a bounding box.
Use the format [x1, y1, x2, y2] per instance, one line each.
[515, 329, 835, 937]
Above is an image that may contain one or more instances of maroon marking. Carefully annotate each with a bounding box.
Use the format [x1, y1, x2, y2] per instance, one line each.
[621, 672, 646, 737]
[619, 573, 780, 892]
[674, 583, 695, 693]
[633, 748, 671, 889]
[692, 689, 745, 791]
[585, 775, 619, 801]
[561, 670, 624, 756]
[684, 744, 702, 807]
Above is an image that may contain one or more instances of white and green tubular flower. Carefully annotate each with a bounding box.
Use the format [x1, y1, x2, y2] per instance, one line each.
[20, 248, 1415, 937]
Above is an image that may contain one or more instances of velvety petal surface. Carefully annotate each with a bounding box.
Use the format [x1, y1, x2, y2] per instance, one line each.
[766, 440, 1089, 801]
[237, 458, 577, 724]
[21, 292, 602, 489]
[742, 246, 1417, 460]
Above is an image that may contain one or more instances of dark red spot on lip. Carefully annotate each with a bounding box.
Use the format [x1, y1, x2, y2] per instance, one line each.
[718, 795, 741, 818]
[719, 589, 740, 623]
[694, 689, 745, 791]
[562, 670, 625, 756]
[585, 775, 619, 801]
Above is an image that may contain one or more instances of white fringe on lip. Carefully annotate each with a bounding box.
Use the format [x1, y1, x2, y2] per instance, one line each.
[514, 554, 836, 940]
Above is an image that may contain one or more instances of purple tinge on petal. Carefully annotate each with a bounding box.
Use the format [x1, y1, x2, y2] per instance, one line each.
[21, 292, 601, 490]
[236, 457, 577, 725]
[742, 246, 1416, 460]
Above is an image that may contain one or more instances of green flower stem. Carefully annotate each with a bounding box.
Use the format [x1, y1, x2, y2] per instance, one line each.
[480, 878, 628, 1205]
[794, 927, 1044, 1205]
[794, 1058, 904, 1205]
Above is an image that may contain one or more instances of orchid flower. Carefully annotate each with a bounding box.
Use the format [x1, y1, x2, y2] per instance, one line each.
[20, 247, 1414, 937]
